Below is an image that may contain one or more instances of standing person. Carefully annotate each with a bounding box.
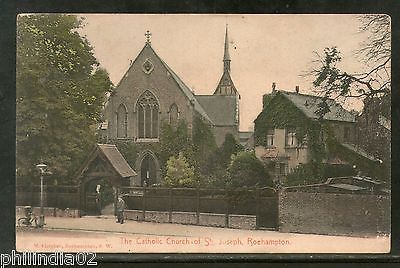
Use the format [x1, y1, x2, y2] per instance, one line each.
[116, 196, 126, 224]
[95, 184, 102, 215]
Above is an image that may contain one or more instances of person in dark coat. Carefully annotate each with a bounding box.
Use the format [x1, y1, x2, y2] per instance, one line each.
[95, 185, 102, 215]
[116, 196, 126, 224]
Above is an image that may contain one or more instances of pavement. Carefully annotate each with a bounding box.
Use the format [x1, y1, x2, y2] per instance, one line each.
[16, 216, 390, 254]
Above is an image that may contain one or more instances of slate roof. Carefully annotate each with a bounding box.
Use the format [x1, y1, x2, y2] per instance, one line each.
[196, 95, 237, 126]
[279, 91, 356, 123]
[98, 144, 136, 178]
[157, 57, 214, 124]
[327, 183, 367, 191]
[378, 115, 391, 130]
[341, 143, 380, 162]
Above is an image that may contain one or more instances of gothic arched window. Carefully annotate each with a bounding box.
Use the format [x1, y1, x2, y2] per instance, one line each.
[169, 103, 179, 127]
[117, 104, 127, 138]
[137, 90, 159, 139]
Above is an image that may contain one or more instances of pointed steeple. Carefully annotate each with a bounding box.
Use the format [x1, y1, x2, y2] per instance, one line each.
[223, 24, 231, 72]
[213, 25, 239, 97]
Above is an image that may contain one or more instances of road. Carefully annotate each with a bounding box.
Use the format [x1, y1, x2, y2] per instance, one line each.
[16, 216, 390, 253]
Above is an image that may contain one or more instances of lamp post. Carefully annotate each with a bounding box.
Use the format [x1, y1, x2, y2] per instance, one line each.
[36, 163, 47, 228]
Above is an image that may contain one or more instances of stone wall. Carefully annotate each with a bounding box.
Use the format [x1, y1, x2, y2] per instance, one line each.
[125, 209, 256, 229]
[16, 206, 80, 218]
[279, 191, 390, 236]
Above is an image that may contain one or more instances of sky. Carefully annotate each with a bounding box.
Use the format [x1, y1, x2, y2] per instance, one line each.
[80, 14, 369, 131]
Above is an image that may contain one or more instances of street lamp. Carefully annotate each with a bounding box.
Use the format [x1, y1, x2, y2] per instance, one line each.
[36, 163, 47, 228]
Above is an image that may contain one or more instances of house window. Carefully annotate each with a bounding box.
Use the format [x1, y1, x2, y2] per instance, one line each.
[169, 103, 179, 127]
[116, 104, 127, 138]
[266, 129, 274, 147]
[137, 90, 159, 139]
[279, 163, 287, 176]
[286, 128, 297, 147]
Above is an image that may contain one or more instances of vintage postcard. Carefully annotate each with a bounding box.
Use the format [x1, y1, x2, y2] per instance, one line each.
[15, 14, 390, 255]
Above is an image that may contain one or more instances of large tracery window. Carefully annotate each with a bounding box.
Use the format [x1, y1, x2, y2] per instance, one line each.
[117, 104, 127, 138]
[137, 90, 159, 139]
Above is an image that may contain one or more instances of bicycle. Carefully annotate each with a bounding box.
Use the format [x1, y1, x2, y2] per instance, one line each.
[17, 206, 41, 228]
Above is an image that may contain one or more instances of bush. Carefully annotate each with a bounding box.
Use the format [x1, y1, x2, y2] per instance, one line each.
[227, 151, 271, 188]
[163, 152, 197, 187]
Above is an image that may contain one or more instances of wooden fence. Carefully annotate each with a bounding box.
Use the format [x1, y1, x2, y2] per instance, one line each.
[16, 184, 80, 209]
[16, 184, 279, 229]
[120, 186, 279, 229]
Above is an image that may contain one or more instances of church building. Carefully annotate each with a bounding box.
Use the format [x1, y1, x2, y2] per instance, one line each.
[100, 26, 240, 186]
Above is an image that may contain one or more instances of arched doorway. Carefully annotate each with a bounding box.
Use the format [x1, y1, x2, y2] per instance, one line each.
[83, 178, 114, 215]
[134, 150, 161, 186]
[141, 154, 157, 186]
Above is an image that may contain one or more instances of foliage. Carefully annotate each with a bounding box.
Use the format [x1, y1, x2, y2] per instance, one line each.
[215, 133, 244, 168]
[227, 151, 271, 188]
[192, 116, 217, 176]
[159, 120, 192, 165]
[16, 14, 112, 184]
[114, 119, 225, 187]
[199, 133, 244, 188]
[310, 15, 390, 114]
[163, 153, 197, 187]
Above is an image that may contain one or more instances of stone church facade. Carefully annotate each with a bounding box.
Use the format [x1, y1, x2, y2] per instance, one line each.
[100, 27, 240, 186]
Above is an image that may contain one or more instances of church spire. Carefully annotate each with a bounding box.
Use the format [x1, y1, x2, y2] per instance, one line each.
[223, 24, 231, 72]
[213, 25, 239, 97]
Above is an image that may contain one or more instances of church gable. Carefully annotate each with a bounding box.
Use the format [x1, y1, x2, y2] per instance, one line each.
[115, 43, 189, 104]
[104, 41, 200, 140]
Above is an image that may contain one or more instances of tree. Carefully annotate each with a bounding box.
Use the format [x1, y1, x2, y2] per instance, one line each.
[310, 15, 390, 111]
[16, 15, 112, 184]
[163, 152, 197, 187]
[192, 116, 217, 176]
[227, 151, 271, 188]
[202, 133, 243, 188]
[159, 120, 191, 163]
[216, 133, 243, 168]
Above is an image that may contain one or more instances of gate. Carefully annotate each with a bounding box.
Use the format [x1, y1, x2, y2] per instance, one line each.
[255, 188, 279, 230]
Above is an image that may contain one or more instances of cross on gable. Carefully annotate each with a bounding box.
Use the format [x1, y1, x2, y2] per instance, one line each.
[145, 30, 152, 44]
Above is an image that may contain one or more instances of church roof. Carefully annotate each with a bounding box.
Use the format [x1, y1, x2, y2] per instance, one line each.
[157, 56, 214, 124]
[196, 95, 237, 126]
[75, 144, 136, 181]
[279, 90, 356, 122]
[97, 144, 136, 178]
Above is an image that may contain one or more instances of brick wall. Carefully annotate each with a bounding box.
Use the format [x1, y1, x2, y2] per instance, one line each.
[279, 191, 390, 236]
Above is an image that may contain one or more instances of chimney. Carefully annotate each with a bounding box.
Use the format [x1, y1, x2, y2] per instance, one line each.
[295, 85, 299, 94]
[272, 82, 276, 92]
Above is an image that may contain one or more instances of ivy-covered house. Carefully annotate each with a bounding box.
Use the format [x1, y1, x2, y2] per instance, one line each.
[254, 85, 385, 184]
